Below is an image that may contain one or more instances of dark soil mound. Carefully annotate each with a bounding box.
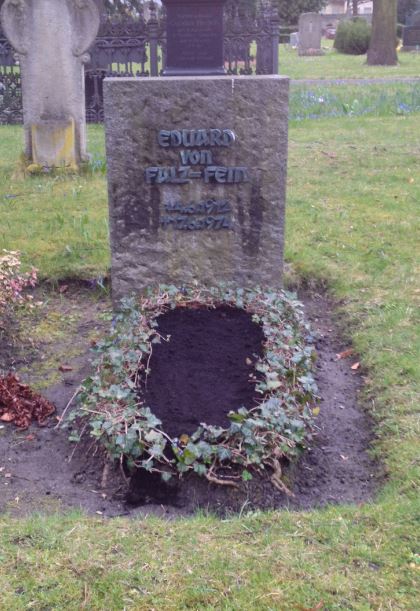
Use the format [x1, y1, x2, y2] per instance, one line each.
[141, 305, 264, 438]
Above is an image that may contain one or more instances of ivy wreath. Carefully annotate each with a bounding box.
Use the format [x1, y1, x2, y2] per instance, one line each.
[68, 285, 318, 492]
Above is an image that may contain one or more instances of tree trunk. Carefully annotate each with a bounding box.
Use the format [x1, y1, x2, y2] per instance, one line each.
[367, 0, 398, 65]
[353, 0, 359, 16]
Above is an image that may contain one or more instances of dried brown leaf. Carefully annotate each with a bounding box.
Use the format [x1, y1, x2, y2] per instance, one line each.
[336, 348, 354, 360]
[0, 413, 13, 422]
[0, 373, 55, 429]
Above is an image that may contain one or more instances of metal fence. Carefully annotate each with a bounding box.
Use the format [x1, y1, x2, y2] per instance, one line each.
[0, 26, 21, 125]
[0, 0, 280, 125]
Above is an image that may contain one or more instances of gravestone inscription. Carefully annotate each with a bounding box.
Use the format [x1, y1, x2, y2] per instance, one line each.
[162, 0, 226, 75]
[145, 128, 250, 187]
[104, 75, 289, 300]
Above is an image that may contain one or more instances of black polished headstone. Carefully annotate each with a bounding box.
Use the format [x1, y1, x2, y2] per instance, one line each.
[402, 10, 420, 49]
[162, 0, 226, 76]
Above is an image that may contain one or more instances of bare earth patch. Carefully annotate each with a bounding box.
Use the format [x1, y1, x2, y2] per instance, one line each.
[0, 285, 378, 517]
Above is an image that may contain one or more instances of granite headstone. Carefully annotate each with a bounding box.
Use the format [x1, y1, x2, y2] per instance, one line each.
[402, 11, 420, 51]
[298, 12, 323, 56]
[104, 75, 289, 300]
[162, 0, 226, 76]
[290, 32, 299, 48]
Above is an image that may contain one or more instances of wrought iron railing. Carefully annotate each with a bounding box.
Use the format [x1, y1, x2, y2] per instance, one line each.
[0, 0, 280, 125]
[0, 22, 22, 125]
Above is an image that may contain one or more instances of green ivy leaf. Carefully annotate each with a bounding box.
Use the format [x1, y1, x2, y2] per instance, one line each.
[69, 284, 317, 489]
[193, 464, 208, 476]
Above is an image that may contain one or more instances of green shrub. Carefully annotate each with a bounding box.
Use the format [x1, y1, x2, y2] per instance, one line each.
[334, 18, 371, 55]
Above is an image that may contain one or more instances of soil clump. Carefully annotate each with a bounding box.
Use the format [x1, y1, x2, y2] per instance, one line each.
[142, 305, 264, 438]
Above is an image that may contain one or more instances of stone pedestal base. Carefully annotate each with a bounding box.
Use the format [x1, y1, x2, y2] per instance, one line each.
[298, 49, 324, 56]
[31, 118, 77, 168]
[104, 75, 289, 301]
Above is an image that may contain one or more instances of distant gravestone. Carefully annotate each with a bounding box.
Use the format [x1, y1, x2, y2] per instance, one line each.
[163, 0, 226, 76]
[298, 12, 323, 56]
[104, 75, 289, 300]
[0, 0, 100, 168]
[290, 32, 299, 48]
[402, 10, 420, 51]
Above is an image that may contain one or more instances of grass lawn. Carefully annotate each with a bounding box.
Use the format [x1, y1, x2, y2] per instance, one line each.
[0, 127, 108, 281]
[0, 107, 419, 608]
[290, 82, 420, 120]
[120, 40, 420, 82]
[281, 40, 420, 80]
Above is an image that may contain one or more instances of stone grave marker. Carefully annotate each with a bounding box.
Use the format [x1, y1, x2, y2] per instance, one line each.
[104, 75, 289, 300]
[402, 10, 420, 51]
[163, 0, 226, 76]
[104, 0, 289, 301]
[0, 0, 100, 168]
[298, 12, 323, 56]
[104, 76, 288, 299]
[290, 32, 299, 49]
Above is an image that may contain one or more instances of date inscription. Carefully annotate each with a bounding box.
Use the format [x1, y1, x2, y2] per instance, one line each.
[164, 199, 231, 214]
[161, 215, 233, 231]
[161, 199, 234, 231]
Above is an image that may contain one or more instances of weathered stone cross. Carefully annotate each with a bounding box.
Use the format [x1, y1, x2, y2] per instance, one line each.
[0, 0, 100, 168]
